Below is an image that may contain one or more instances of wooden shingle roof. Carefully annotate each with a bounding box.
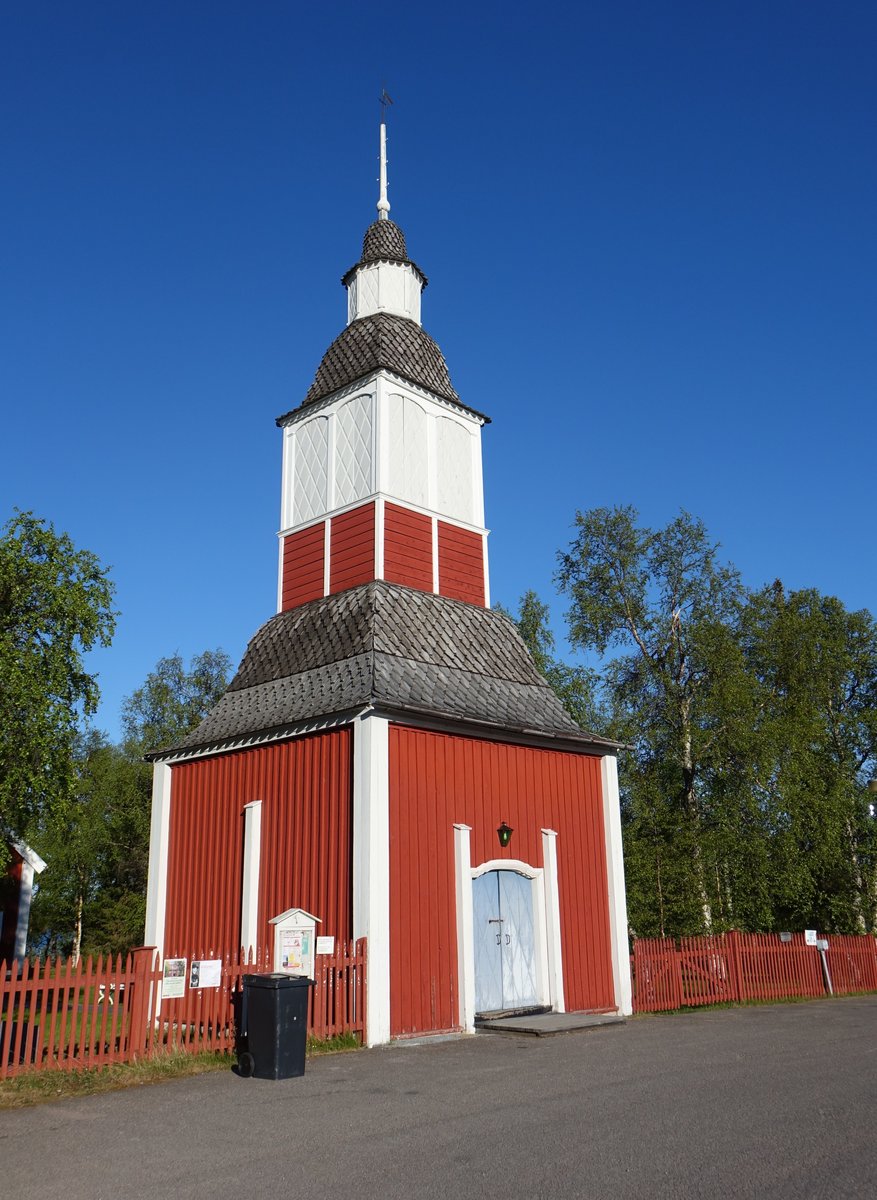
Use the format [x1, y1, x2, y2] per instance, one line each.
[149, 583, 617, 759]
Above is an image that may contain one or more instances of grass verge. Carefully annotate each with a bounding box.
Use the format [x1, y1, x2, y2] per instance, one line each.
[0, 1033, 362, 1109]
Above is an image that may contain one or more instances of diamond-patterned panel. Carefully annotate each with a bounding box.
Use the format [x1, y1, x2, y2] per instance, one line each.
[473, 873, 504, 1013]
[335, 394, 373, 508]
[293, 417, 329, 525]
[499, 871, 539, 1008]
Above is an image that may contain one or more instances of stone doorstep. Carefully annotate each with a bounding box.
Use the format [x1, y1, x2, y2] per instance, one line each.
[476, 1011, 627, 1037]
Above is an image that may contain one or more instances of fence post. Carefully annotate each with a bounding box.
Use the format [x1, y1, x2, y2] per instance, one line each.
[725, 930, 744, 1002]
[129, 947, 157, 1062]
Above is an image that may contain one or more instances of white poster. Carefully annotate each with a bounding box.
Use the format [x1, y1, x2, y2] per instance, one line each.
[190, 958, 223, 989]
[804, 929, 818, 946]
[316, 936, 335, 956]
[163, 958, 187, 999]
[280, 928, 311, 973]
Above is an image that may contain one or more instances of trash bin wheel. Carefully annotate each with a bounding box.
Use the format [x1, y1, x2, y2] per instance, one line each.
[237, 1051, 255, 1078]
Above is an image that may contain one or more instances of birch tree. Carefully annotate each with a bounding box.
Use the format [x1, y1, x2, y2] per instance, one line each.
[557, 506, 747, 935]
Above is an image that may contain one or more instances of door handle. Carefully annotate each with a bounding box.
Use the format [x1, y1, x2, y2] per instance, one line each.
[496, 933, 502, 945]
[505, 934, 511, 945]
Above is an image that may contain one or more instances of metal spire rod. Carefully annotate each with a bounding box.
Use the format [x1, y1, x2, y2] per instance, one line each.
[377, 88, 393, 220]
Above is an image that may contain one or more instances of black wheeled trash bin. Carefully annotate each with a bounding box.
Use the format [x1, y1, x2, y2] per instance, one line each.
[238, 973, 314, 1080]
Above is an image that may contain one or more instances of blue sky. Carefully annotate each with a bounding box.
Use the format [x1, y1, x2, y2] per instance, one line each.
[3, 2, 875, 741]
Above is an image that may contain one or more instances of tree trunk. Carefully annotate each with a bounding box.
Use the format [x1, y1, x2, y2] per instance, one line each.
[72, 885, 83, 966]
[681, 714, 712, 932]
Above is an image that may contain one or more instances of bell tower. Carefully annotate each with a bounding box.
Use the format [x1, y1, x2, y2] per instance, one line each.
[275, 119, 490, 613]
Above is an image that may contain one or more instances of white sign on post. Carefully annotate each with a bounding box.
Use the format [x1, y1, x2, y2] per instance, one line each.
[804, 929, 818, 947]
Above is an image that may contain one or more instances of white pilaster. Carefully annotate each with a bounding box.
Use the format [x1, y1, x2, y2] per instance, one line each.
[541, 829, 565, 1012]
[375, 495, 385, 580]
[145, 762, 173, 958]
[353, 712, 391, 1046]
[453, 824, 476, 1033]
[481, 533, 490, 608]
[323, 519, 331, 596]
[601, 755, 632, 1015]
[14, 862, 35, 961]
[431, 517, 439, 593]
[276, 534, 285, 613]
[241, 801, 262, 958]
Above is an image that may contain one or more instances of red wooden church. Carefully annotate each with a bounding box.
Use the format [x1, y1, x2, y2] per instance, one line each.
[145, 124, 631, 1044]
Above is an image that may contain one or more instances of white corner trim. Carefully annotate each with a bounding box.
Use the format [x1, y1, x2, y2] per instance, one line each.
[375, 495, 385, 580]
[541, 829, 565, 1013]
[323, 518, 331, 596]
[241, 801, 263, 957]
[453, 824, 475, 1032]
[352, 712, 391, 1046]
[14, 861, 35, 960]
[481, 533, 490, 608]
[145, 762, 173, 959]
[276, 533, 285, 614]
[601, 755, 632, 1015]
[431, 516, 439, 593]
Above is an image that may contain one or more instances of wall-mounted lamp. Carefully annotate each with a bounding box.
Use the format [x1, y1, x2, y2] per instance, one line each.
[497, 821, 514, 849]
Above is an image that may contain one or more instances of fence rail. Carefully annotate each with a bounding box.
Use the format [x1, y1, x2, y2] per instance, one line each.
[632, 931, 877, 1013]
[1, 939, 366, 1079]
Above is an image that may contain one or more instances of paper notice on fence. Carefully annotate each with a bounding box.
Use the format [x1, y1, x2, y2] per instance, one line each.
[190, 958, 223, 989]
[316, 936, 335, 955]
[163, 958, 187, 999]
[804, 929, 818, 946]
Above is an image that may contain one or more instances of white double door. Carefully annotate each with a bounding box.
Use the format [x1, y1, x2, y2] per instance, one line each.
[473, 869, 539, 1014]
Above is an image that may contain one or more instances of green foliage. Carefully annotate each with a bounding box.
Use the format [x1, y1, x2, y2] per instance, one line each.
[499, 590, 605, 734]
[553, 506, 877, 939]
[121, 649, 232, 753]
[0, 511, 116, 858]
[29, 650, 231, 958]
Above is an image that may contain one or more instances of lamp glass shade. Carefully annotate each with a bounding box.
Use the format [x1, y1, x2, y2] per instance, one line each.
[497, 822, 513, 849]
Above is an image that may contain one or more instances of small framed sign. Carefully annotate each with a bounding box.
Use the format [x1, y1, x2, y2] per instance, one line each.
[316, 936, 335, 956]
[804, 929, 818, 947]
[163, 958, 187, 999]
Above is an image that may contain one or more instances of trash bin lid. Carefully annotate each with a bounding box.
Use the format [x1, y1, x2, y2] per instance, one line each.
[242, 972, 314, 989]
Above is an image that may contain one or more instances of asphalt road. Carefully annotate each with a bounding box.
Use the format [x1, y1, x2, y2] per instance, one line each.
[3, 996, 875, 1199]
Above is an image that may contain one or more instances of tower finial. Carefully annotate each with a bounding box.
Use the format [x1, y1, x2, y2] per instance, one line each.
[377, 88, 393, 220]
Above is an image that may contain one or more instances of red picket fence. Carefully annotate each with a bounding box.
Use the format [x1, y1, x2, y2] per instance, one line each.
[0, 949, 150, 1079]
[152, 939, 367, 1054]
[632, 931, 877, 1013]
[1, 939, 366, 1078]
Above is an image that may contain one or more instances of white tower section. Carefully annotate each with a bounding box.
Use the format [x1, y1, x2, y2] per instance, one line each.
[346, 123, 423, 325]
[276, 120, 490, 612]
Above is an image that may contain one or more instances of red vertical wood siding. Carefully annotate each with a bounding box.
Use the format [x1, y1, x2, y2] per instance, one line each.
[388, 726, 614, 1036]
[163, 729, 352, 957]
[383, 502, 433, 592]
[437, 521, 485, 606]
[281, 523, 325, 610]
[330, 502, 376, 594]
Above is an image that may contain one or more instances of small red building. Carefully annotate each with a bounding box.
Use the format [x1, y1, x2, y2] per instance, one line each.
[0, 838, 46, 963]
[145, 125, 631, 1044]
